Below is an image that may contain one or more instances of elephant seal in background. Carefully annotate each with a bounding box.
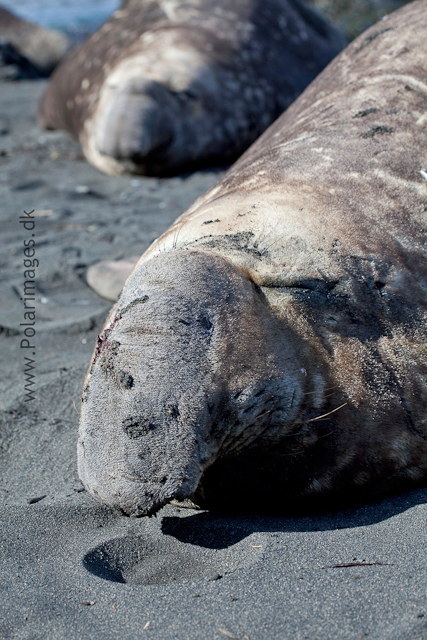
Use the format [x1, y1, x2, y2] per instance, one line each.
[37, 0, 345, 176]
[78, 0, 427, 517]
[0, 6, 70, 79]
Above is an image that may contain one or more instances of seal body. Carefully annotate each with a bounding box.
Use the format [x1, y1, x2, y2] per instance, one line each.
[38, 0, 345, 176]
[78, 0, 427, 516]
[0, 5, 70, 79]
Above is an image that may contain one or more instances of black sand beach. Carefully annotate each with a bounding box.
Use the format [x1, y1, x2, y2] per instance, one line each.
[1, 80, 427, 640]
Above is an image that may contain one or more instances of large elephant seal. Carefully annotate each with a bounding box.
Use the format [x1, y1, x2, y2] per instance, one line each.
[37, 0, 345, 176]
[78, 0, 427, 516]
[0, 5, 70, 79]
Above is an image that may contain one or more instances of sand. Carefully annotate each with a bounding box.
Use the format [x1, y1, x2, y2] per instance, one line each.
[1, 80, 427, 640]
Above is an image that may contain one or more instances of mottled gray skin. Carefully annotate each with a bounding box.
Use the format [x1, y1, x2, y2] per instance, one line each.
[0, 5, 70, 77]
[79, 0, 427, 516]
[37, 0, 345, 176]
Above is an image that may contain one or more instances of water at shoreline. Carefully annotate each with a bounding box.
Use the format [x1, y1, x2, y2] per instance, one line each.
[2, 0, 120, 37]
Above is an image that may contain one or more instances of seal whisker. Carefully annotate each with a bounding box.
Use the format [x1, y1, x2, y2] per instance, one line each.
[302, 403, 348, 424]
[303, 387, 338, 396]
[172, 222, 184, 250]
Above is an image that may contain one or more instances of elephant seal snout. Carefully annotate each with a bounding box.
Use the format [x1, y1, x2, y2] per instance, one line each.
[78, 251, 304, 515]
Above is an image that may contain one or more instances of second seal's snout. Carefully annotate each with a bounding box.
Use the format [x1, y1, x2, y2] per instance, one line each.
[94, 77, 175, 165]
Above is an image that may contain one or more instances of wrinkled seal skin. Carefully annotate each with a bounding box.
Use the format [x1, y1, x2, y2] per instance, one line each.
[0, 5, 70, 77]
[37, 0, 345, 176]
[79, 0, 427, 516]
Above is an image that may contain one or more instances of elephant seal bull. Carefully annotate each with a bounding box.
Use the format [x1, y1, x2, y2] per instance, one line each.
[37, 0, 345, 176]
[78, 0, 427, 516]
